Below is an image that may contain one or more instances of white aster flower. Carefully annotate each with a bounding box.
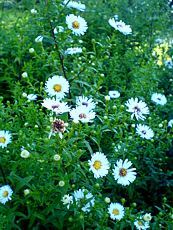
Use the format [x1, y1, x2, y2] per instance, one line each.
[65, 47, 82, 55]
[143, 213, 152, 222]
[66, 14, 88, 36]
[70, 106, 95, 123]
[45, 75, 69, 100]
[63, 0, 86, 11]
[42, 98, 70, 114]
[112, 159, 137, 186]
[35, 35, 43, 43]
[168, 119, 173, 127]
[73, 189, 95, 212]
[108, 90, 120, 99]
[151, 93, 167, 105]
[108, 202, 125, 220]
[61, 194, 73, 209]
[136, 124, 154, 140]
[134, 218, 150, 230]
[125, 98, 149, 120]
[108, 18, 132, 35]
[76, 96, 96, 111]
[88, 152, 110, 178]
[27, 94, 37, 101]
[0, 185, 13, 204]
[0, 130, 12, 148]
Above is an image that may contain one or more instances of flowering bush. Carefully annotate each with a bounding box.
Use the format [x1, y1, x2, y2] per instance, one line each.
[0, 0, 173, 229]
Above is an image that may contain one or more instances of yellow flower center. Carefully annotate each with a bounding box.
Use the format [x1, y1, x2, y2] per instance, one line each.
[93, 160, 102, 170]
[2, 191, 9, 198]
[72, 21, 80, 29]
[112, 209, 119, 215]
[119, 168, 127, 177]
[0, 137, 6, 143]
[53, 84, 62, 92]
[137, 221, 143, 226]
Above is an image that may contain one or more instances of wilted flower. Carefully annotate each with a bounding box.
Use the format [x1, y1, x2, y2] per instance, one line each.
[61, 194, 73, 209]
[73, 189, 95, 212]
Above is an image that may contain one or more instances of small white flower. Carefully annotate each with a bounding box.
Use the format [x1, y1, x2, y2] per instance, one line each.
[22, 92, 27, 97]
[151, 93, 167, 105]
[63, 0, 86, 11]
[109, 90, 120, 98]
[168, 119, 173, 127]
[164, 59, 173, 69]
[53, 154, 61, 161]
[54, 26, 64, 34]
[76, 96, 96, 111]
[73, 189, 95, 212]
[24, 189, 30, 196]
[35, 35, 43, 43]
[0, 185, 13, 204]
[108, 18, 132, 35]
[108, 202, 125, 220]
[61, 194, 73, 209]
[136, 124, 154, 140]
[59, 181, 65, 187]
[42, 98, 70, 114]
[27, 94, 37, 101]
[88, 152, 110, 178]
[45, 75, 69, 100]
[65, 47, 82, 55]
[31, 9, 37, 14]
[20, 149, 30, 158]
[66, 14, 88, 36]
[29, 48, 35, 53]
[105, 95, 110, 101]
[22, 72, 28, 78]
[125, 98, 149, 120]
[0, 130, 12, 148]
[112, 159, 137, 186]
[70, 106, 95, 123]
[134, 218, 150, 230]
[143, 213, 152, 222]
